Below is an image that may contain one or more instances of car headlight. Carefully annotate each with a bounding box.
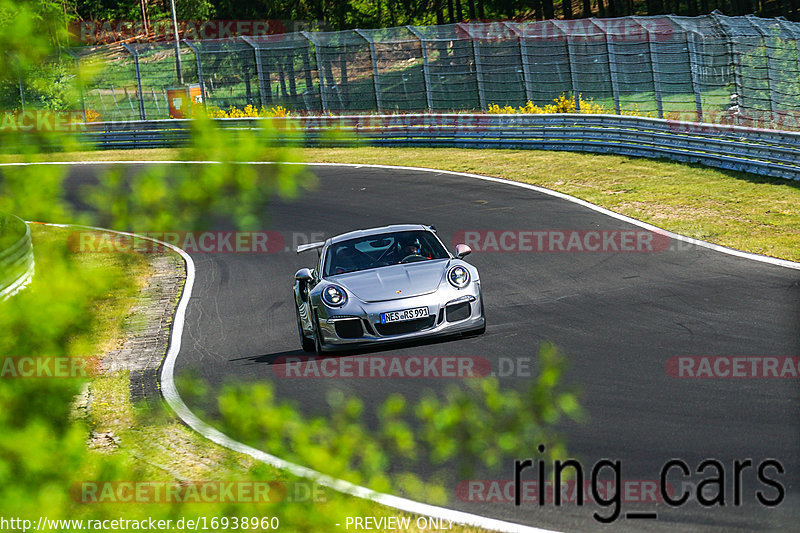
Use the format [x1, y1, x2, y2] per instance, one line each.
[448, 265, 470, 288]
[322, 284, 348, 307]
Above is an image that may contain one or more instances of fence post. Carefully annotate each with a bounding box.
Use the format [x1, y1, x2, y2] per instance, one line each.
[121, 43, 146, 120]
[301, 31, 328, 113]
[355, 29, 383, 113]
[241, 36, 268, 108]
[458, 23, 486, 110]
[668, 16, 704, 122]
[18, 75, 25, 112]
[63, 49, 87, 121]
[633, 17, 664, 119]
[407, 26, 433, 111]
[504, 22, 533, 103]
[182, 40, 206, 105]
[709, 12, 743, 117]
[590, 19, 620, 115]
[745, 15, 779, 124]
[776, 18, 800, 97]
[552, 20, 580, 112]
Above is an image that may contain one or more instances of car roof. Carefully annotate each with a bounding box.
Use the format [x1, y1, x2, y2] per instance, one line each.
[328, 224, 432, 245]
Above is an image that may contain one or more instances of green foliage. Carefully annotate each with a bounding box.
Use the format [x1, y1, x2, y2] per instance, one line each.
[207, 343, 584, 501]
[0, 2, 584, 528]
[415, 343, 584, 478]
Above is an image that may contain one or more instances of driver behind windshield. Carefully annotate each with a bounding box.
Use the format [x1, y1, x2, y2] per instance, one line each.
[397, 237, 430, 261]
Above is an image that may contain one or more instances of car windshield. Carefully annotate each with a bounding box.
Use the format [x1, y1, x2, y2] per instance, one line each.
[323, 230, 449, 277]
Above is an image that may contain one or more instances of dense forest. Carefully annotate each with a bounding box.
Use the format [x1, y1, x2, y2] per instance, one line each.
[66, 0, 800, 33]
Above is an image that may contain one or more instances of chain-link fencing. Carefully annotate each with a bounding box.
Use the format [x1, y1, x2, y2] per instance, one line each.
[11, 13, 800, 129]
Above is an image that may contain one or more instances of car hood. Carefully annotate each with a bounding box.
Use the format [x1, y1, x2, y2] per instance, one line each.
[332, 260, 450, 302]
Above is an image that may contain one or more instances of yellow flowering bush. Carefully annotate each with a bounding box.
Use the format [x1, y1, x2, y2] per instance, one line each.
[488, 93, 653, 117]
[204, 104, 292, 118]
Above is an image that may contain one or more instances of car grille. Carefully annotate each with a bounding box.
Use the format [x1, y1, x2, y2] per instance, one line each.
[375, 316, 436, 336]
[333, 319, 364, 339]
[445, 302, 471, 322]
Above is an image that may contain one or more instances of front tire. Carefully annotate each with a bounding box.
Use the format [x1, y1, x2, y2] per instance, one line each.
[296, 304, 315, 353]
[313, 311, 326, 355]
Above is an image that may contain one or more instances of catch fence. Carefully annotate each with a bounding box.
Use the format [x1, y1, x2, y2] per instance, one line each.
[14, 13, 800, 129]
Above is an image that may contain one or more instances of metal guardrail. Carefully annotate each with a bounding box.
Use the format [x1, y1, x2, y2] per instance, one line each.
[0, 214, 34, 301]
[82, 114, 800, 180]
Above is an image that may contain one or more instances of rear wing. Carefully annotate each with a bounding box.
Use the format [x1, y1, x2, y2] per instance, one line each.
[296, 241, 325, 254]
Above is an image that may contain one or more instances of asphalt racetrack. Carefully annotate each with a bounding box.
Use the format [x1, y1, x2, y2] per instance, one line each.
[68, 163, 799, 532]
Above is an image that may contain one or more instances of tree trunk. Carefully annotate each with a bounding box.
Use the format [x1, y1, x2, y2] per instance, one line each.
[467, 0, 476, 19]
[583, 0, 592, 17]
[543, 0, 556, 18]
[447, 0, 455, 23]
[597, 0, 606, 17]
[563, 0, 574, 18]
[533, 0, 544, 19]
[456, 0, 464, 20]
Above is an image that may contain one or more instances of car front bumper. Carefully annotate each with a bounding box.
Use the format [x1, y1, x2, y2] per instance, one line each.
[317, 283, 484, 349]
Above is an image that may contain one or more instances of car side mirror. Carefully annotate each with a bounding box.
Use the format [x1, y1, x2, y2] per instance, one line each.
[455, 244, 472, 259]
[295, 268, 314, 282]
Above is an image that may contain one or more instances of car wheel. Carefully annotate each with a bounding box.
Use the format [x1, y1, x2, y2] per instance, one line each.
[313, 311, 326, 355]
[296, 304, 315, 353]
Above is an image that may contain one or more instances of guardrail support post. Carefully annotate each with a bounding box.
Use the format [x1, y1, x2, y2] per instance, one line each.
[355, 29, 383, 113]
[122, 43, 146, 120]
[242, 36, 268, 109]
[407, 26, 433, 111]
[301, 31, 328, 113]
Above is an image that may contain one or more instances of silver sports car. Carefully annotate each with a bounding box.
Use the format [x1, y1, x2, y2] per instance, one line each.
[293, 224, 485, 353]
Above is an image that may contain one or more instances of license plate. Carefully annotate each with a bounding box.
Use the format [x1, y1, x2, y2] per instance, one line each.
[380, 306, 429, 324]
